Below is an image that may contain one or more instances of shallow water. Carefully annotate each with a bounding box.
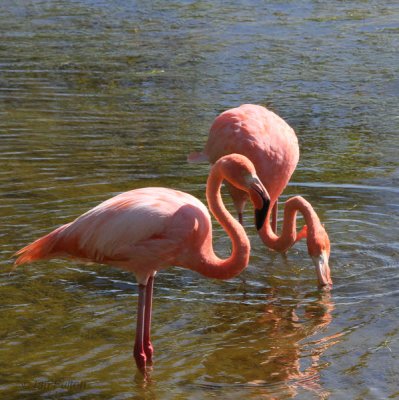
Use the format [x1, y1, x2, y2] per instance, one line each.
[1, 0, 398, 399]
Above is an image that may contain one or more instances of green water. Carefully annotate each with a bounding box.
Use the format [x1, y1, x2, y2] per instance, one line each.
[1, 1, 398, 399]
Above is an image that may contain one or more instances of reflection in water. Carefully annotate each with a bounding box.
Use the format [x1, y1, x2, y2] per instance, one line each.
[257, 292, 338, 398]
[199, 291, 339, 399]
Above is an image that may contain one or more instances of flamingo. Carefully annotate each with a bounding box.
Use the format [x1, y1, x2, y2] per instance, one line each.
[188, 104, 332, 288]
[14, 154, 270, 376]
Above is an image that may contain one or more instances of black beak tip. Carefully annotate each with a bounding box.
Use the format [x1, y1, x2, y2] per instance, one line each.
[255, 197, 270, 230]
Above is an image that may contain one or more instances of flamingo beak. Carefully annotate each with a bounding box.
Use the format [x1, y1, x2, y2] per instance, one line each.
[249, 179, 270, 231]
[312, 250, 333, 290]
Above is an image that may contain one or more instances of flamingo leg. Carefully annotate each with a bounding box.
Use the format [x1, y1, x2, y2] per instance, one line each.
[143, 275, 154, 364]
[238, 212, 243, 225]
[271, 200, 278, 234]
[134, 284, 147, 374]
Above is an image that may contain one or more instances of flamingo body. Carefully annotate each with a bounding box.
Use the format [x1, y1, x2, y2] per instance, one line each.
[14, 154, 270, 376]
[189, 105, 332, 288]
[16, 188, 211, 285]
[189, 104, 299, 215]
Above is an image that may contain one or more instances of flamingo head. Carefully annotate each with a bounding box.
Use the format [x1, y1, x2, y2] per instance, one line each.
[306, 225, 333, 290]
[217, 154, 270, 230]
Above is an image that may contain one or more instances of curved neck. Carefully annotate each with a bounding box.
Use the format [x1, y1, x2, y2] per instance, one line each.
[259, 196, 320, 252]
[191, 168, 250, 280]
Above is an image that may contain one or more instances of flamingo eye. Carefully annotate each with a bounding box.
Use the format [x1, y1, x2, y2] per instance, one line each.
[244, 174, 257, 186]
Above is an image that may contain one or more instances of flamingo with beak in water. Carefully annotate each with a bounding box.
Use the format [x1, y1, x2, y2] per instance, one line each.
[189, 104, 332, 288]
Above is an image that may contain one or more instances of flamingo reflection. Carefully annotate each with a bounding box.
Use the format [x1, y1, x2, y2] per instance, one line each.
[201, 290, 341, 398]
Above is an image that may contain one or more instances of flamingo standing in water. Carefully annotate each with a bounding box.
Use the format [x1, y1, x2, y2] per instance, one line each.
[188, 104, 332, 288]
[14, 154, 270, 376]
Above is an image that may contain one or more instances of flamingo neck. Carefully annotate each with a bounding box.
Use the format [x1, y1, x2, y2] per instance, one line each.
[192, 168, 250, 280]
[259, 196, 319, 253]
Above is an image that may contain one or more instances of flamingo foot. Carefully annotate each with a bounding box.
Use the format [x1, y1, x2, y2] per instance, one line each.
[144, 342, 154, 365]
[134, 347, 147, 375]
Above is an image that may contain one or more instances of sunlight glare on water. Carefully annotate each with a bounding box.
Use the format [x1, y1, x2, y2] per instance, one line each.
[1, 0, 398, 399]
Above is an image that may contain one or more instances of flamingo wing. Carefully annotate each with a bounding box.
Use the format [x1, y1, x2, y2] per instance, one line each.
[16, 188, 211, 284]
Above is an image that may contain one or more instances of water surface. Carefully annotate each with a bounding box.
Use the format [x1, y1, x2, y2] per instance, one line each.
[1, 1, 398, 399]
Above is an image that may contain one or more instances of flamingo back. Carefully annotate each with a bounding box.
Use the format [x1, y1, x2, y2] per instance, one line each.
[15, 187, 212, 285]
[205, 104, 299, 202]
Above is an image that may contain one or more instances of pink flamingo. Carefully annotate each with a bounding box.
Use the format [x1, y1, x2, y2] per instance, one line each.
[189, 104, 332, 288]
[14, 154, 270, 376]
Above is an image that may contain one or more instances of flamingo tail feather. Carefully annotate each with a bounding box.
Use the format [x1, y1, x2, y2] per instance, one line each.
[13, 227, 64, 267]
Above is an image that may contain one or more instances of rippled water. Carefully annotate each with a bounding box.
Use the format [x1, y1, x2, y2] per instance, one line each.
[1, 1, 398, 399]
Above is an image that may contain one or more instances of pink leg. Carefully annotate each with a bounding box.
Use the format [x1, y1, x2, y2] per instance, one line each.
[271, 200, 278, 234]
[134, 284, 147, 374]
[143, 275, 154, 364]
[238, 212, 243, 225]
